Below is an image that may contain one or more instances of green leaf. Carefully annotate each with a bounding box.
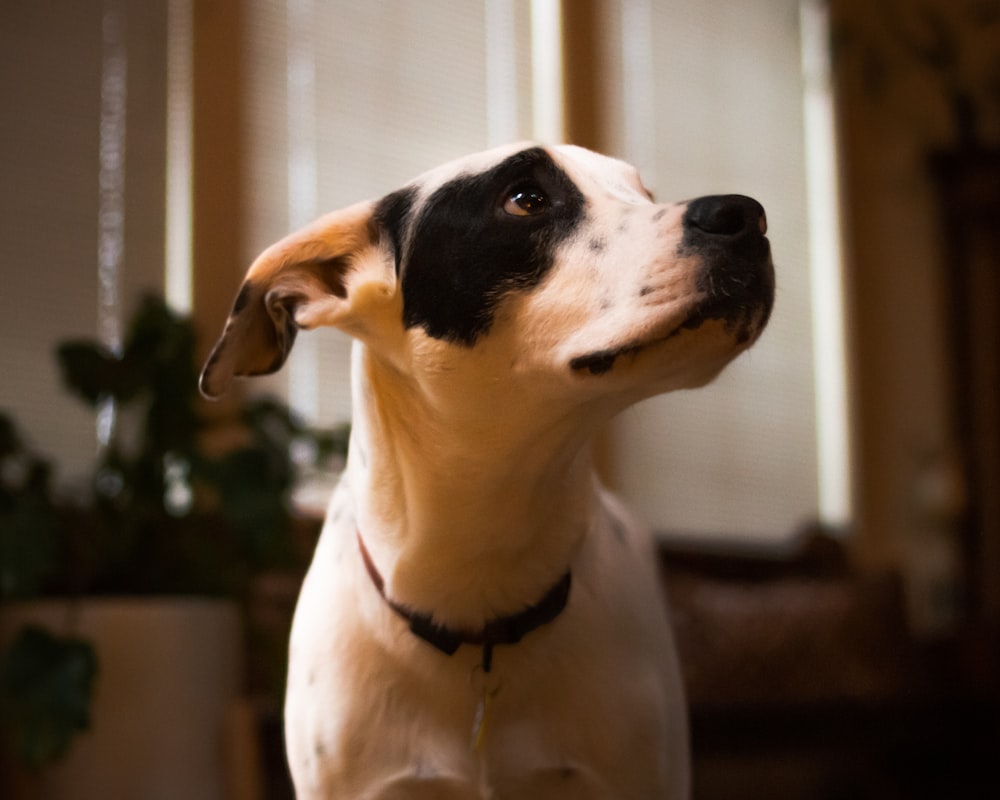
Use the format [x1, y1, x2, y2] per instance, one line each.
[0, 414, 21, 458]
[0, 626, 98, 769]
[0, 463, 59, 597]
[55, 342, 125, 406]
[210, 446, 291, 564]
[0, 413, 59, 598]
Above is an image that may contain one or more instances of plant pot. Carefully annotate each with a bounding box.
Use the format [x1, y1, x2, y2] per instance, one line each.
[0, 597, 254, 800]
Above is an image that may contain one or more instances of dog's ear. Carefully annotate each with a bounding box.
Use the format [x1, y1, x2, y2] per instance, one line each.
[199, 200, 384, 399]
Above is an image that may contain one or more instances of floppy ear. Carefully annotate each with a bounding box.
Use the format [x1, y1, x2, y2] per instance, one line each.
[199, 200, 382, 399]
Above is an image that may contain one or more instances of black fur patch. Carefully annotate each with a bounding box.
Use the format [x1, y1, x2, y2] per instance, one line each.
[374, 187, 418, 276]
[397, 147, 586, 345]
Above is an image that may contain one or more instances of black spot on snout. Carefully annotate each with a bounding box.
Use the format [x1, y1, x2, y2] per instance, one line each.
[397, 148, 586, 345]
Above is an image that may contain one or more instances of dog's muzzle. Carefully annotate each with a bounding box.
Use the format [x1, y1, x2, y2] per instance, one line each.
[570, 194, 776, 377]
[680, 194, 775, 343]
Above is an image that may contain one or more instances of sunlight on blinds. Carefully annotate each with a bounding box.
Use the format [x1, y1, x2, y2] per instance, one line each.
[165, 0, 193, 314]
[96, 0, 128, 448]
[802, 0, 852, 529]
[284, 0, 322, 422]
[530, 0, 565, 143]
[486, 0, 522, 146]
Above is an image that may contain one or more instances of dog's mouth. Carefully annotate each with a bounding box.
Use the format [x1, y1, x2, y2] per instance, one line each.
[569, 314, 700, 377]
[568, 299, 769, 377]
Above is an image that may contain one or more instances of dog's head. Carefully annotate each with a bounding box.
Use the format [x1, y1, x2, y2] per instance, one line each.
[200, 143, 773, 411]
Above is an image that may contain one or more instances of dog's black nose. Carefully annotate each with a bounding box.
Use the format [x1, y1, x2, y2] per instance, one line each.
[679, 193, 774, 341]
[684, 195, 767, 239]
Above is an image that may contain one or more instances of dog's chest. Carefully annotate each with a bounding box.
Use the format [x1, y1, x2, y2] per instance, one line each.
[285, 508, 680, 800]
[290, 667, 626, 800]
[288, 649, 613, 798]
[353, 767, 610, 800]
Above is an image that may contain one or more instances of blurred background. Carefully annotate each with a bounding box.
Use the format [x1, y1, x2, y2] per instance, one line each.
[1, 0, 998, 797]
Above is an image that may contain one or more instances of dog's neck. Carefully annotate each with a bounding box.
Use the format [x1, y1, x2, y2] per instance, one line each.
[345, 343, 605, 629]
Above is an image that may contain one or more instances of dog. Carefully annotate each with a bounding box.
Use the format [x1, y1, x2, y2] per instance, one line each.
[200, 143, 774, 799]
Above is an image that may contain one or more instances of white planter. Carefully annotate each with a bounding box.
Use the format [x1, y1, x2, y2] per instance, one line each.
[0, 598, 251, 800]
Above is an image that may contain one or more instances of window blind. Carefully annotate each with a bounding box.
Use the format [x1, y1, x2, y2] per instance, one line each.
[595, 0, 843, 548]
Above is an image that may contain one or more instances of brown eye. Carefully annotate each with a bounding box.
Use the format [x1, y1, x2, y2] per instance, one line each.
[503, 187, 549, 216]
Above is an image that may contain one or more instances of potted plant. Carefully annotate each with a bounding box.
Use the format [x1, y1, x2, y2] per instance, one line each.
[0, 413, 97, 773]
[0, 296, 346, 797]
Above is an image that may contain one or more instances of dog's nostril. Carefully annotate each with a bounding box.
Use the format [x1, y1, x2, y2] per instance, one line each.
[685, 195, 766, 238]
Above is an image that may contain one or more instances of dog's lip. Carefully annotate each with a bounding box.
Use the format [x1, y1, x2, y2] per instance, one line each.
[568, 316, 700, 376]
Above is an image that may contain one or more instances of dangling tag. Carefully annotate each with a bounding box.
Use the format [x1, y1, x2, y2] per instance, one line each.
[481, 639, 494, 674]
[469, 663, 500, 753]
[471, 688, 495, 752]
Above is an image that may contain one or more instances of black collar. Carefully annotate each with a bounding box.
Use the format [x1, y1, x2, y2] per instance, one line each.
[357, 532, 572, 673]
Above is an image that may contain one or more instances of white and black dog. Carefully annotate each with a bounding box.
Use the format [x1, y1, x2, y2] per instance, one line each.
[200, 143, 774, 799]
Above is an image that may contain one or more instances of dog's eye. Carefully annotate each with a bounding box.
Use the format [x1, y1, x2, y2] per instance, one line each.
[503, 186, 550, 217]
